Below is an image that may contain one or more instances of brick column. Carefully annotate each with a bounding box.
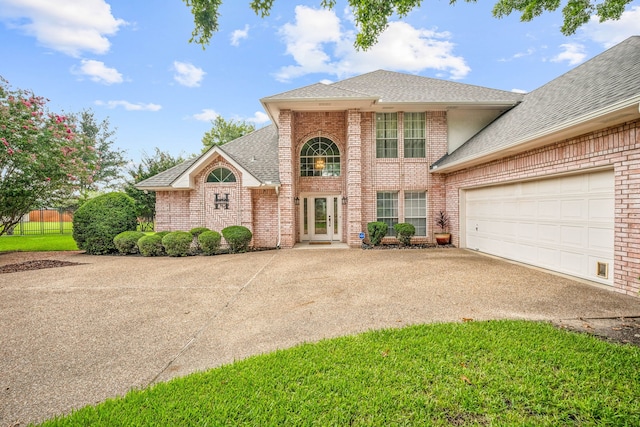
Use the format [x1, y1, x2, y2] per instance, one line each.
[346, 110, 363, 247]
[278, 110, 295, 248]
[427, 111, 449, 244]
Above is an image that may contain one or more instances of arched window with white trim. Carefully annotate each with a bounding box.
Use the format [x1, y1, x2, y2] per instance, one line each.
[207, 167, 236, 183]
[300, 137, 340, 177]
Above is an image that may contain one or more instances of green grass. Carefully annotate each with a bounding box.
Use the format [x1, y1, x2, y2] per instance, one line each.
[0, 234, 78, 252]
[40, 320, 640, 426]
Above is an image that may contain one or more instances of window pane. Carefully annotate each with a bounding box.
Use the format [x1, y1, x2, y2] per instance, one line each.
[404, 112, 425, 158]
[376, 192, 398, 236]
[405, 191, 426, 236]
[207, 167, 236, 183]
[300, 137, 341, 176]
[376, 113, 398, 158]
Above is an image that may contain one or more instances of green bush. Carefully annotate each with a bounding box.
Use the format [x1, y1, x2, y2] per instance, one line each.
[155, 231, 171, 239]
[72, 192, 138, 255]
[394, 223, 415, 246]
[114, 231, 146, 255]
[161, 231, 193, 257]
[138, 234, 165, 257]
[222, 225, 252, 253]
[367, 221, 388, 246]
[198, 230, 222, 255]
[189, 227, 210, 237]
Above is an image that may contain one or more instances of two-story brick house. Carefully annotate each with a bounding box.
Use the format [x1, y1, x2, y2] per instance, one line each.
[137, 36, 640, 296]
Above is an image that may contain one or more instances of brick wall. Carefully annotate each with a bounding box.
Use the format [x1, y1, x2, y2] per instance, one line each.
[442, 119, 640, 296]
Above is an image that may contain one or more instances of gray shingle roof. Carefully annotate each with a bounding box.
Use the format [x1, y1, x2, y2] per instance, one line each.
[262, 82, 373, 100]
[332, 70, 524, 104]
[434, 36, 640, 169]
[136, 124, 279, 189]
[135, 157, 198, 188]
[219, 124, 280, 184]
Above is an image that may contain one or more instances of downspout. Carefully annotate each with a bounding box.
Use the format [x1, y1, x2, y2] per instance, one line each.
[275, 185, 281, 248]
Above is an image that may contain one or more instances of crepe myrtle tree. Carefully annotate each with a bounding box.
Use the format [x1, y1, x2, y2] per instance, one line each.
[0, 77, 98, 236]
[182, 0, 633, 50]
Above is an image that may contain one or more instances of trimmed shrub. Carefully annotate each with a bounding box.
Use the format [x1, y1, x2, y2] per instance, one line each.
[367, 221, 388, 246]
[189, 227, 210, 238]
[155, 231, 171, 239]
[161, 231, 193, 257]
[138, 234, 165, 257]
[394, 223, 415, 246]
[198, 230, 222, 255]
[114, 231, 145, 255]
[222, 225, 252, 253]
[72, 192, 138, 255]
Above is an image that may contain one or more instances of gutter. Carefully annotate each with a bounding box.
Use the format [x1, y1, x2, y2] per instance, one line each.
[432, 96, 640, 173]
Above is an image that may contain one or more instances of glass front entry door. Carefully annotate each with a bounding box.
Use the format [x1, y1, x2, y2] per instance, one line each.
[300, 195, 341, 242]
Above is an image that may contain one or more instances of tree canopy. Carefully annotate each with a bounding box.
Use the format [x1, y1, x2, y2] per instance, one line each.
[0, 77, 98, 236]
[202, 116, 255, 152]
[182, 0, 632, 50]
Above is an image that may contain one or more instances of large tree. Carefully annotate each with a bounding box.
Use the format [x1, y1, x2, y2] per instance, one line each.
[183, 0, 632, 50]
[124, 148, 191, 228]
[75, 109, 128, 197]
[0, 77, 97, 236]
[201, 116, 255, 152]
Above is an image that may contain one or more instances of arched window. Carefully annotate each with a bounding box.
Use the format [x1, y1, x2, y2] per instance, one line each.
[207, 167, 236, 183]
[300, 137, 340, 177]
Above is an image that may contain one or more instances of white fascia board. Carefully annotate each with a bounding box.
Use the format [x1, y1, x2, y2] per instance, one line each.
[432, 96, 640, 173]
[172, 146, 262, 188]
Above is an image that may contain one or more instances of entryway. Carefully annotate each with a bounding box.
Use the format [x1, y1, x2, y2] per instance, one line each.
[299, 194, 342, 243]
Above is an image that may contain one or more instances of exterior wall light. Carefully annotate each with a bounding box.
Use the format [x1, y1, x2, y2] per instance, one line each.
[294, 196, 300, 205]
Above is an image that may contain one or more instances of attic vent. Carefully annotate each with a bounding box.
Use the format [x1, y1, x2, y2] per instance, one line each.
[318, 102, 332, 106]
[382, 106, 394, 110]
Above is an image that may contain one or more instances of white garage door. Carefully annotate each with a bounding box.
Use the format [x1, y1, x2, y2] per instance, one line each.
[464, 170, 614, 286]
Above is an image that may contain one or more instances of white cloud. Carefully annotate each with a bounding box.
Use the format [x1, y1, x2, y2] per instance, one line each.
[582, 6, 640, 48]
[274, 6, 470, 82]
[551, 43, 587, 65]
[0, 0, 126, 57]
[95, 100, 161, 111]
[73, 59, 123, 84]
[172, 61, 206, 87]
[246, 111, 270, 124]
[193, 109, 219, 121]
[231, 24, 249, 46]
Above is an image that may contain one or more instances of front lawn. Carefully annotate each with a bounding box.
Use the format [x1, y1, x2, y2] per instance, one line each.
[0, 234, 78, 252]
[40, 320, 640, 426]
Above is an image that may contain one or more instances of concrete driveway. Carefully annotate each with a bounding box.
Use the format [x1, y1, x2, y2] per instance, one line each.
[1, 248, 639, 426]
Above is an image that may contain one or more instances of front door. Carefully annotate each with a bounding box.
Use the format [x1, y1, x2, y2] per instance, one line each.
[300, 195, 341, 242]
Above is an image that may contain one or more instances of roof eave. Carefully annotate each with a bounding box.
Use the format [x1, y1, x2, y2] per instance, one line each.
[431, 97, 640, 173]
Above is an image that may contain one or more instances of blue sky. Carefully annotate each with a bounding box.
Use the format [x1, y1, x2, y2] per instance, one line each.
[1, 0, 639, 165]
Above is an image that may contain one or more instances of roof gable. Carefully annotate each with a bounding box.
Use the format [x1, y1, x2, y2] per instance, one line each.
[433, 36, 640, 171]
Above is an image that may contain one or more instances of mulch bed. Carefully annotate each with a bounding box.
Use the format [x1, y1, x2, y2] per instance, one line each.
[0, 259, 82, 274]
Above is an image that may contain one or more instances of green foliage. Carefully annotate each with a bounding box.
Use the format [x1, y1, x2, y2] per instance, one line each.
[393, 222, 415, 245]
[72, 192, 138, 255]
[189, 227, 210, 237]
[201, 116, 255, 152]
[198, 230, 222, 255]
[161, 231, 193, 257]
[367, 221, 388, 246]
[39, 321, 640, 426]
[113, 231, 146, 255]
[137, 234, 165, 257]
[155, 231, 171, 239]
[181, 0, 631, 50]
[123, 148, 191, 223]
[435, 211, 450, 233]
[221, 225, 252, 253]
[0, 77, 98, 236]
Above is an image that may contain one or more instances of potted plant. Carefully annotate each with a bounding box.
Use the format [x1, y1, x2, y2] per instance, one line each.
[434, 211, 451, 245]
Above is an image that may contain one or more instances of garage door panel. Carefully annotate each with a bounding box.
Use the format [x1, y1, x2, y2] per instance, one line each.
[465, 170, 614, 286]
[561, 225, 586, 248]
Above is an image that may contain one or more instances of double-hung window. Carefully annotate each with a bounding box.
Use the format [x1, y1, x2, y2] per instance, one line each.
[404, 112, 426, 158]
[404, 192, 426, 236]
[376, 113, 398, 158]
[376, 192, 398, 236]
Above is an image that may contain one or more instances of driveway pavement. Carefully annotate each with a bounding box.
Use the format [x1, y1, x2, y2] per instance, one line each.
[1, 248, 639, 426]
